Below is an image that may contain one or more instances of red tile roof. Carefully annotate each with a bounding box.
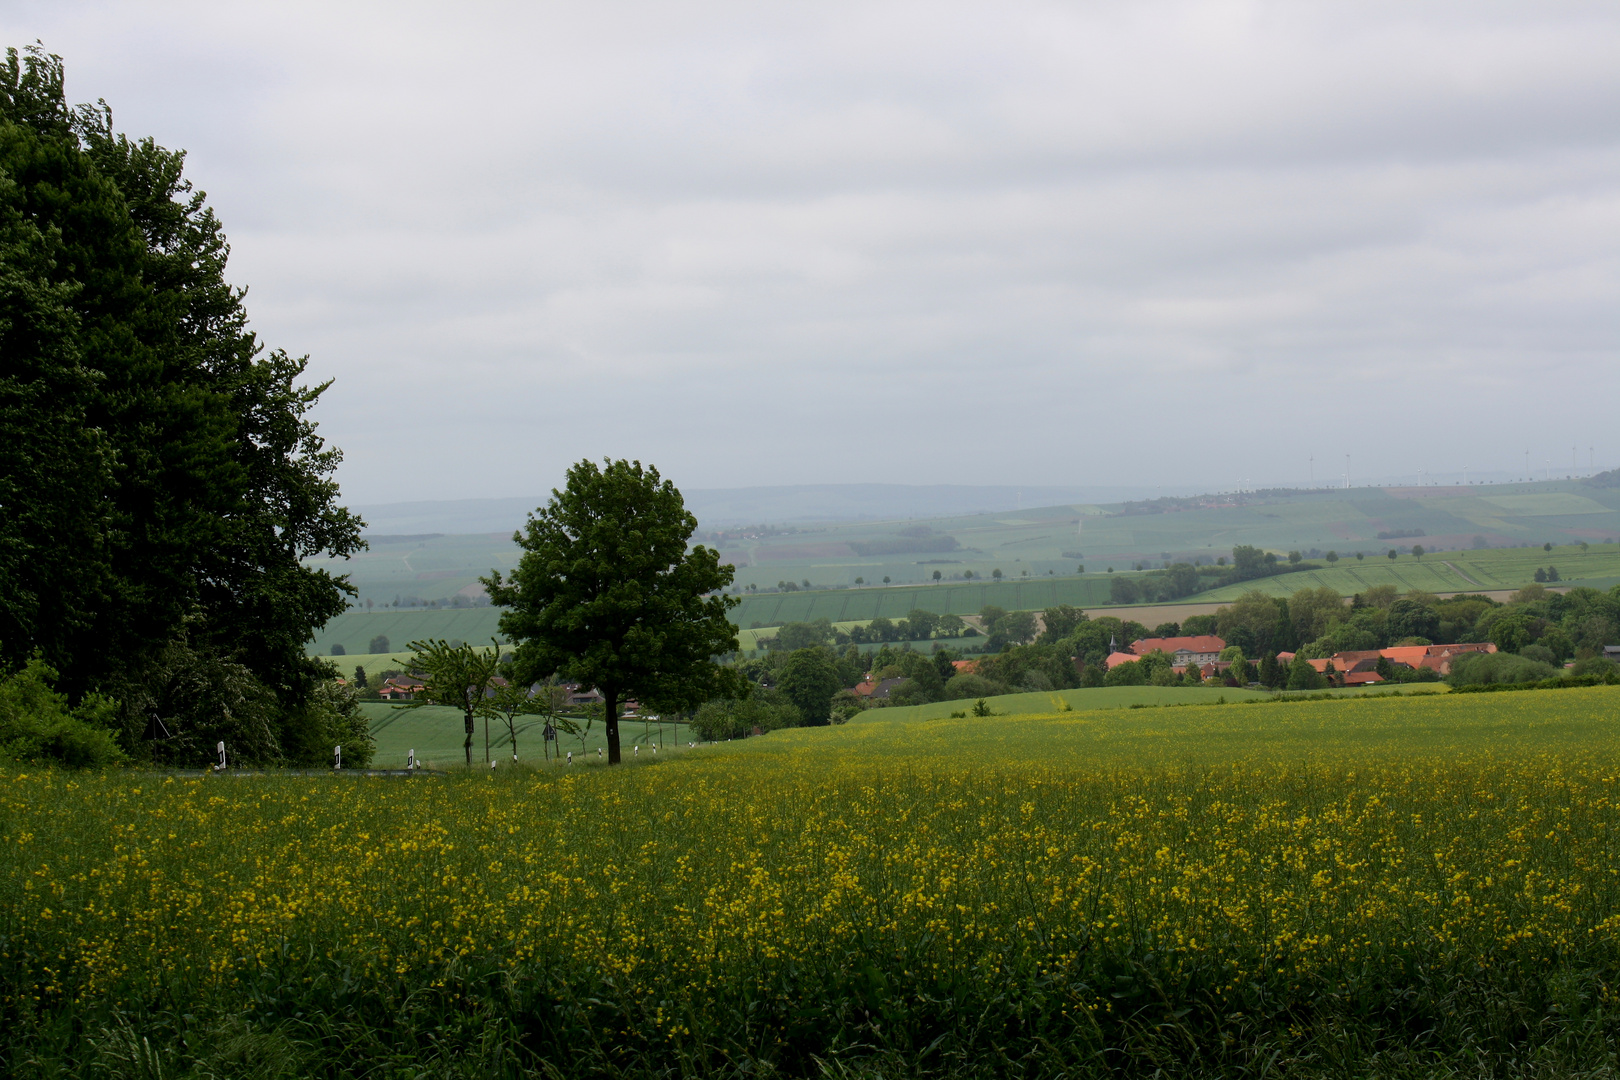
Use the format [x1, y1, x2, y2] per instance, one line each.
[1132, 635, 1225, 656]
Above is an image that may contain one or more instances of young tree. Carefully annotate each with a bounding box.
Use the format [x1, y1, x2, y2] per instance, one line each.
[483, 459, 740, 764]
[486, 674, 556, 763]
[400, 639, 502, 766]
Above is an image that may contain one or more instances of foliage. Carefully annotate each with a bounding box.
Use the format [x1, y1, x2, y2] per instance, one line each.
[775, 647, 845, 725]
[1448, 651, 1559, 687]
[689, 690, 802, 741]
[0, 46, 364, 760]
[398, 638, 502, 766]
[484, 459, 741, 763]
[0, 655, 122, 767]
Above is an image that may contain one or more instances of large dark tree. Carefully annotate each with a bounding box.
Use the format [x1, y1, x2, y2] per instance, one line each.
[0, 46, 363, 763]
[482, 459, 741, 763]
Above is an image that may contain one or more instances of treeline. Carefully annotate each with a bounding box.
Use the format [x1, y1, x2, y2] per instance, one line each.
[0, 49, 368, 769]
[1103, 545, 1334, 604]
[760, 612, 974, 649]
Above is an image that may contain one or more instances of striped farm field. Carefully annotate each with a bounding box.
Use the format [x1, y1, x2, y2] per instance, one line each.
[6, 686, 1620, 1076]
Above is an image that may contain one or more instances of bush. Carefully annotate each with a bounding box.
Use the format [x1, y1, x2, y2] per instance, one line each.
[1449, 652, 1558, 687]
[368, 635, 390, 654]
[1519, 643, 1557, 666]
[0, 657, 124, 768]
[1570, 655, 1619, 679]
[283, 671, 375, 768]
[690, 692, 802, 741]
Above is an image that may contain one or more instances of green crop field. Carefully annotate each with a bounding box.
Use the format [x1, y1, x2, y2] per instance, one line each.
[1190, 542, 1620, 603]
[8, 687, 1620, 1076]
[309, 606, 505, 656]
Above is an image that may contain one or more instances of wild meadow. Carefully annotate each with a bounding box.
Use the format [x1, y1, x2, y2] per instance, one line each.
[5, 688, 1620, 1078]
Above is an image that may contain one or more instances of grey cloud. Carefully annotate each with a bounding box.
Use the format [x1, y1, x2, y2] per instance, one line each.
[5, 0, 1618, 501]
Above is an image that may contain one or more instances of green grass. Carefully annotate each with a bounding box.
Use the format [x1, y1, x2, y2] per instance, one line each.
[860, 682, 1447, 722]
[361, 703, 689, 768]
[8, 687, 1620, 1077]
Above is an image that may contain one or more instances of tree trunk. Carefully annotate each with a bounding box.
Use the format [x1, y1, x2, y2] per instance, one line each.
[605, 687, 621, 764]
[483, 713, 490, 767]
[463, 709, 474, 766]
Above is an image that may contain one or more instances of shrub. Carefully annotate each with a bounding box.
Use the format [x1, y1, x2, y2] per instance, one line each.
[368, 635, 390, 654]
[1449, 652, 1558, 686]
[690, 692, 802, 741]
[946, 676, 1004, 702]
[0, 657, 123, 768]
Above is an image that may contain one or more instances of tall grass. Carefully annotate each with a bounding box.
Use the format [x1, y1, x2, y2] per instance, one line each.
[4, 689, 1620, 1077]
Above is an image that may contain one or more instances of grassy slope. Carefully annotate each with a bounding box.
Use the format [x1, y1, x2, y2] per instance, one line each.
[857, 683, 1447, 723]
[753, 683, 1611, 766]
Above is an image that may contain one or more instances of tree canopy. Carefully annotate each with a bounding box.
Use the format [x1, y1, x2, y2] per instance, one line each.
[0, 46, 363, 765]
[483, 459, 741, 763]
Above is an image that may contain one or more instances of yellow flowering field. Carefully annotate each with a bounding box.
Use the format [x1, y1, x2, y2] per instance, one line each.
[4, 688, 1620, 1078]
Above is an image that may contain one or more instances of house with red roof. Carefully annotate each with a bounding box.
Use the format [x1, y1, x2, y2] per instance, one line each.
[1130, 635, 1225, 666]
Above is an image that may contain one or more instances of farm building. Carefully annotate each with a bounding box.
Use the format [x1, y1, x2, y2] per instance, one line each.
[1128, 635, 1226, 666]
[377, 677, 425, 701]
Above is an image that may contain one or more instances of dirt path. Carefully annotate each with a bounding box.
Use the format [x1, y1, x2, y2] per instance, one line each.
[1443, 560, 1483, 587]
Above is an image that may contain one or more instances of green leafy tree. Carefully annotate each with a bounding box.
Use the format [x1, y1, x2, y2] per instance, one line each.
[1109, 576, 1140, 604]
[0, 655, 123, 768]
[1385, 598, 1440, 643]
[400, 639, 502, 766]
[777, 648, 845, 725]
[1041, 605, 1086, 640]
[369, 635, 390, 654]
[483, 459, 740, 764]
[486, 672, 554, 763]
[1286, 656, 1325, 690]
[0, 46, 364, 764]
[1257, 650, 1283, 689]
[905, 609, 941, 640]
[1412, 545, 1425, 560]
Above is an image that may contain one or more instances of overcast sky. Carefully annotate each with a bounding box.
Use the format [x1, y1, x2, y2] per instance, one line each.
[7, 1, 1619, 502]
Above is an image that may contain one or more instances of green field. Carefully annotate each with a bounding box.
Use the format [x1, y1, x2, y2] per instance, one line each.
[9, 687, 1620, 1076]
[361, 703, 690, 768]
[1192, 542, 1620, 601]
[858, 682, 1449, 721]
[304, 483, 1620, 653]
[308, 539, 1620, 655]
